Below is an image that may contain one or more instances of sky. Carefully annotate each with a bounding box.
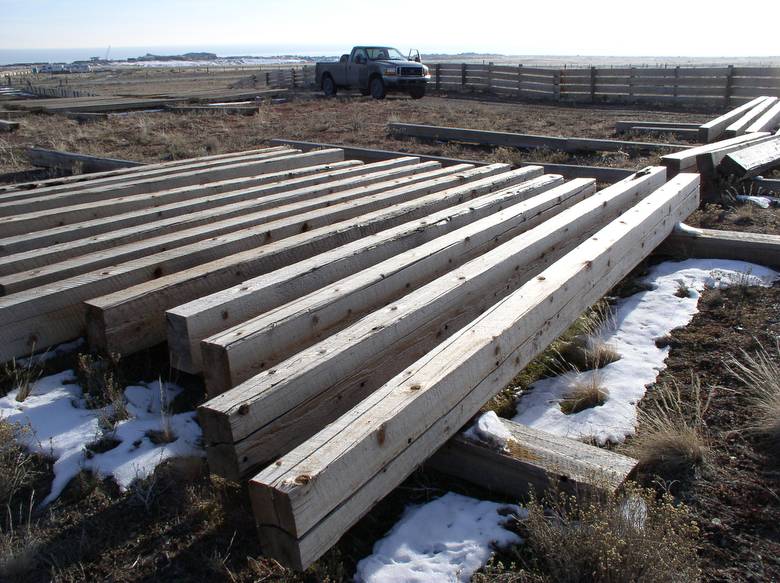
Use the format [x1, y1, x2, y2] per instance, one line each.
[1, 0, 778, 57]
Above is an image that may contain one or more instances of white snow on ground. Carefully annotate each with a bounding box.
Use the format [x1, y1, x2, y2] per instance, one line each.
[355, 492, 523, 583]
[736, 194, 772, 208]
[464, 411, 513, 451]
[0, 371, 203, 506]
[513, 259, 778, 444]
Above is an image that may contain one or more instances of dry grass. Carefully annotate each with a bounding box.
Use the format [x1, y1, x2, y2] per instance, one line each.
[0, 422, 39, 509]
[512, 483, 700, 583]
[731, 203, 755, 226]
[0, 356, 44, 401]
[75, 353, 128, 426]
[559, 376, 609, 415]
[725, 341, 780, 450]
[628, 376, 712, 482]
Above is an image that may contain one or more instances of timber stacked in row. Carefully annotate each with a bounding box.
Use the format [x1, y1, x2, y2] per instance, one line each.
[0, 146, 699, 569]
[0, 88, 288, 114]
[191, 165, 698, 567]
[661, 126, 780, 191]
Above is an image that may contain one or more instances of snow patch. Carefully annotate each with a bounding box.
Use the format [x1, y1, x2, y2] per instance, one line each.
[355, 492, 523, 583]
[512, 259, 778, 444]
[0, 372, 203, 505]
[736, 194, 772, 208]
[464, 411, 513, 451]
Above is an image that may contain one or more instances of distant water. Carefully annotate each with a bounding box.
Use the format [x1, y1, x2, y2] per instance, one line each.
[0, 44, 346, 66]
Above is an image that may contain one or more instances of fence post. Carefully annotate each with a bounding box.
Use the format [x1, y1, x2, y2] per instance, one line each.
[673, 66, 680, 102]
[517, 64, 523, 98]
[725, 65, 735, 107]
[589, 66, 596, 103]
[435, 64, 441, 92]
[553, 69, 561, 101]
[629, 67, 636, 100]
[461, 63, 467, 93]
[487, 62, 494, 95]
[265, 71, 271, 87]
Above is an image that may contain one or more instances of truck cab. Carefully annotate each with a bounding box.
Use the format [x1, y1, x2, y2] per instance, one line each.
[316, 46, 430, 100]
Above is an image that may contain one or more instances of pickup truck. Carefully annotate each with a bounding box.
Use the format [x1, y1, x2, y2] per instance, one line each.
[315, 47, 430, 100]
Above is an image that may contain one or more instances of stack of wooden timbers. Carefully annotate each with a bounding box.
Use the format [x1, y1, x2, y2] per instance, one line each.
[0, 88, 288, 115]
[660, 120, 780, 195]
[616, 94, 780, 141]
[0, 141, 707, 568]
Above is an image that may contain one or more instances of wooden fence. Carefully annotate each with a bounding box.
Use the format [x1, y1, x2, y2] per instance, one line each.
[290, 63, 779, 108]
[429, 64, 780, 107]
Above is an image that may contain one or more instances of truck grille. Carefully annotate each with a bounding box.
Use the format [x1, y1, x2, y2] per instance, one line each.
[400, 67, 423, 77]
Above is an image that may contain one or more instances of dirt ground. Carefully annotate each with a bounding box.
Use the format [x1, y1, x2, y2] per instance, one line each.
[628, 277, 780, 582]
[0, 92, 715, 179]
[1, 90, 779, 582]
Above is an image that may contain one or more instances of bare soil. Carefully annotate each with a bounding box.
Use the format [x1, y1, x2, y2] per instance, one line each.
[628, 279, 780, 582]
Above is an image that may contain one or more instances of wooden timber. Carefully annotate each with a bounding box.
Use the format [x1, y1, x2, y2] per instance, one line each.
[168, 168, 547, 374]
[724, 96, 779, 137]
[200, 176, 589, 396]
[0, 146, 288, 198]
[80, 165, 518, 357]
[198, 167, 668, 481]
[661, 132, 772, 177]
[388, 122, 685, 153]
[698, 96, 770, 142]
[0, 161, 436, 288]
[0, 164, 511, 361]
[745, 101, 780, 134]
[0, 161, 364, 256]
[247, 173, 699, 570]
[26, 148, 142, 173]
[270, 138, 635, 183]
[615, 120, 701, 133]
[427, 418, 638, 498]
[719, 137, 780, 179]
[658, 223, 780, 268]
[0, 148, 330, 221]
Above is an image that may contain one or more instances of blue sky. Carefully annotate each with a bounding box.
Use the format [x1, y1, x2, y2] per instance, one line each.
[1, 0, 778, 56]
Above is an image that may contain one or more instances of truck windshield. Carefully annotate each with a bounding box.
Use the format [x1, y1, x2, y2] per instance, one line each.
[365, 47, 407, 61]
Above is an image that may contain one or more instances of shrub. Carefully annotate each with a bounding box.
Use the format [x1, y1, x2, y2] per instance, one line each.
[518, 483, 700, 583]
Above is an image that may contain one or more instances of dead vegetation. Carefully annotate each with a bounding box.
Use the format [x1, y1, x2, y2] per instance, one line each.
[628, 376, 712, 484]
[725, 341, 780, 451]
[559, 376, 609, 415]
[475, 483, 700, 582]
[519, 484, 700, 583]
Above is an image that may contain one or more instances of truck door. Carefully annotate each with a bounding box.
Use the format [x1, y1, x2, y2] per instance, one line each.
[348, 48, 369, 88]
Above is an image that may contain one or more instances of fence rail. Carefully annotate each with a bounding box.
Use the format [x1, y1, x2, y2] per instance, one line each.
[291, 63, 779, 108]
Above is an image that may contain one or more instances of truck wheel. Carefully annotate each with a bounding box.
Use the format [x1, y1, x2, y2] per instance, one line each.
[370, 77, 386, 100]
[409, 86, 426, 100]
[322, 76, 337, 97]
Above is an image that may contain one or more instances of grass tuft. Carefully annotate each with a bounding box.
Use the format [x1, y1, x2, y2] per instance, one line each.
[0, 356, 44, 402]
[725, 341, 780, 450]
[628, 376, 711, 482]
[559, 376, 609, 415]
[76, 353, 128, 424]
